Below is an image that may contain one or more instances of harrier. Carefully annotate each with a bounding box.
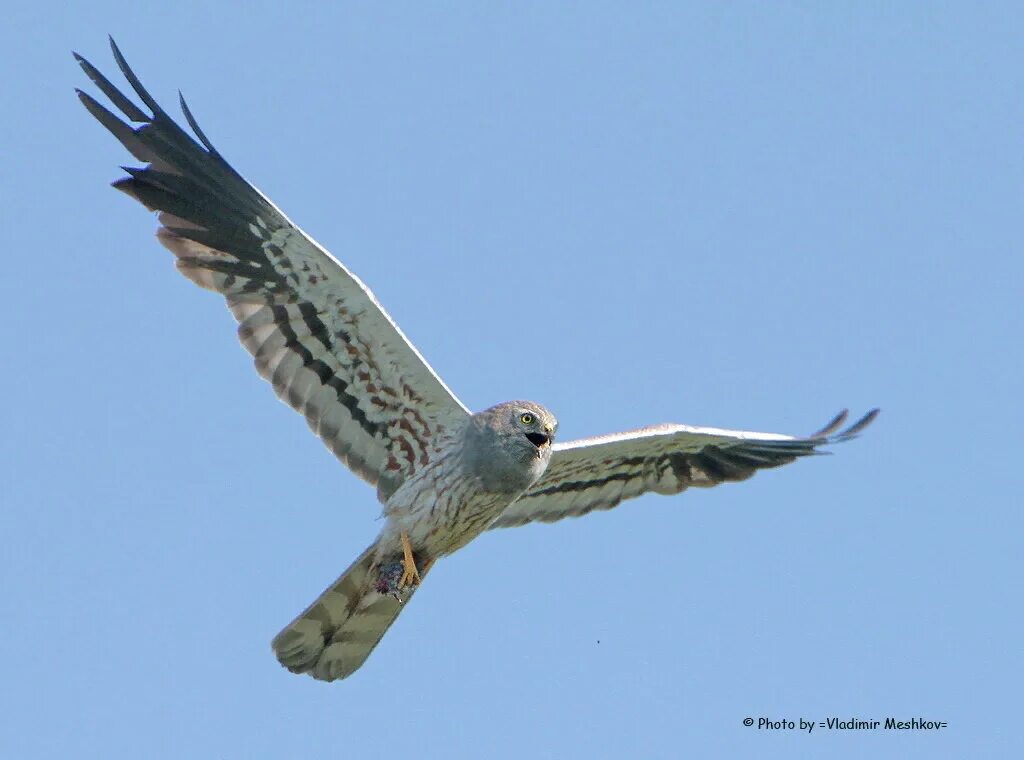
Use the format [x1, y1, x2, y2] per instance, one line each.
[76, 39, 877, 681]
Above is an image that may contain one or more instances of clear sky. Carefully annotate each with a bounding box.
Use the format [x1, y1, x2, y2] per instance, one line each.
[2, 3, 1021, 758]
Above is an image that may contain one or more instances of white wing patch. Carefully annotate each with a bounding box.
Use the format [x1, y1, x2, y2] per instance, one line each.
[553, 423, 797, 451]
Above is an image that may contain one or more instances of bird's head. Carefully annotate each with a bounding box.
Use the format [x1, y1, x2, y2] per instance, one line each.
[507, 401, 558, 457]
[464, 400, 558, 492]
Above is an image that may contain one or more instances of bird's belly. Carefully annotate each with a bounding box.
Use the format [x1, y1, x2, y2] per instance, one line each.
[394, 489, 518, 557]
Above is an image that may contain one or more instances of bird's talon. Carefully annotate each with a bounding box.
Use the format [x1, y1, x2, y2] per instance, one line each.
[399, 532, 422, 588]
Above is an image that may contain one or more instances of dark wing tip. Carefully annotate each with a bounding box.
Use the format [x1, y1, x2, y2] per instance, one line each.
[815, 407, 880, 444]
[108, 34, 124, 62]
[809, 409, 849, 439]
[178, 90, 220, 155]
[106, 36, 164, 117]
[78, 37, 271, 222]
[841, 407, 880, 438]
[75, 44, 152, 125]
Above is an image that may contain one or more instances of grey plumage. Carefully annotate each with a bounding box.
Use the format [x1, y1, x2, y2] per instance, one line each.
[274, 401, 557, 679]
[76, 39, 878, 682]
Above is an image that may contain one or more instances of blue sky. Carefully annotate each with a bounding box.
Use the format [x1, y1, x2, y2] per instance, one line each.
[2, 3, 1021, 758]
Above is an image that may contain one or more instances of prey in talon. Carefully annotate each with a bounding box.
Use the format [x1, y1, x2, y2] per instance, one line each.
[374, 553, 432, 601]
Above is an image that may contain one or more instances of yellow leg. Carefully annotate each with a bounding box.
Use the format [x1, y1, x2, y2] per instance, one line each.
[399, 532, 422, 588]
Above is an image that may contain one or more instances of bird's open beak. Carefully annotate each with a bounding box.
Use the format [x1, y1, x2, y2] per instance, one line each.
[525, 432, 551, 449]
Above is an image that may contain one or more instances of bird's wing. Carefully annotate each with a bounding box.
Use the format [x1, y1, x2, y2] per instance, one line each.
[75, 39, 470, 500]
[490, 409, 878, 528]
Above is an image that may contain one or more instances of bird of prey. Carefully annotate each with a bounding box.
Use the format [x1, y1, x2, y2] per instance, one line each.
[75, 38, 878, 682]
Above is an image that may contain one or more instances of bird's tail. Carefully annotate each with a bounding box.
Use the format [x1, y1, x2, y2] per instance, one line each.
[271, 540, 426, 681]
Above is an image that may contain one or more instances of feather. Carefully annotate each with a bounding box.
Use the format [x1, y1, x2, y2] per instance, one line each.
[492, 410, 880, 528]
[76, 39, 470, 499]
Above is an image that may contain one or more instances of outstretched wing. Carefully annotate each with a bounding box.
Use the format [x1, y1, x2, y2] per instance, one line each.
[491, 409, 878, 528]
[75, 39, 469, 500]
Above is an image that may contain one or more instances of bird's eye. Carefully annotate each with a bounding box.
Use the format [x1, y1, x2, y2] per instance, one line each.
[520, 413, 534, 425]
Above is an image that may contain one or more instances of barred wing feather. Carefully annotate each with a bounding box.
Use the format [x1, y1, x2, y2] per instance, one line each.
[492, 409, 878, 528]
[75, 39, 469, 501]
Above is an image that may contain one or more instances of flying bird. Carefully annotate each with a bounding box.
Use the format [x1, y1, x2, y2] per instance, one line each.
[75, 38, 878, 682]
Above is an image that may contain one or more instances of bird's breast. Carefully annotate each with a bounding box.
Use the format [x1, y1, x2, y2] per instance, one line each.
[384, 460, 525, 556]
